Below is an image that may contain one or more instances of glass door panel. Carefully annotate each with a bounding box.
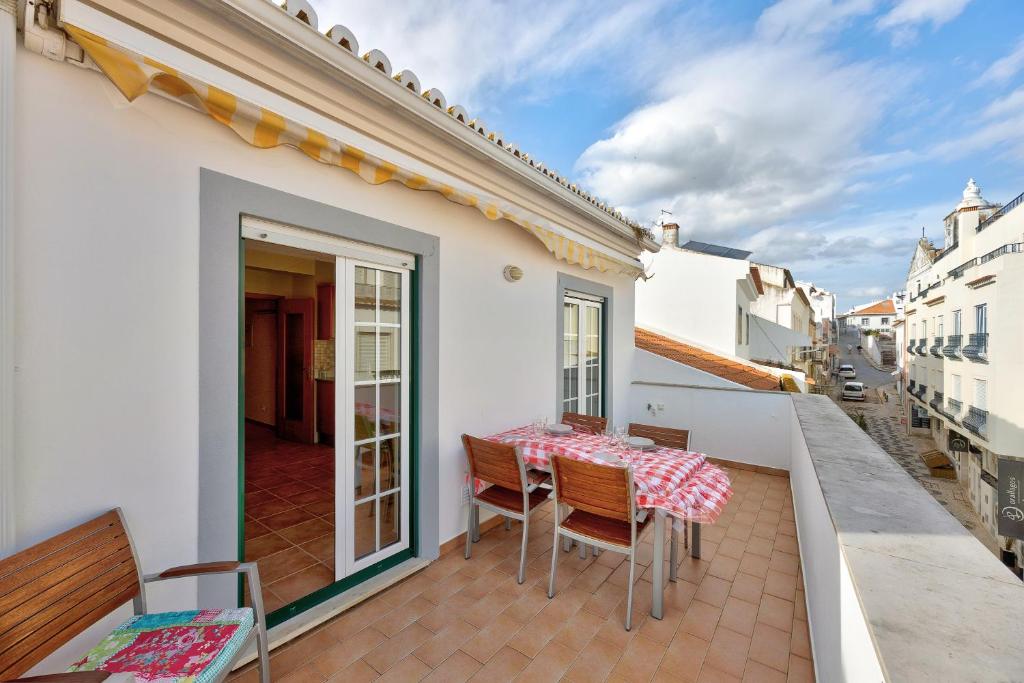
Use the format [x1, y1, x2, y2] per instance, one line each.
[339, 261, 410, 577]
[562, 302, 580, 414]
[563, 296, 603, 418]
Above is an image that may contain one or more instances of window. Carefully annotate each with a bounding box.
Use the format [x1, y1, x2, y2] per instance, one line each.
[953, 309, 961, 335]
[937, 315, 943, 337]
[563, 294, 603, 417]
[922, 320, 927, 339]
[975, 378, 987, 411]
[861, 317, 869, 326]
[881, 317, 890, 325]
[975, 304, 987, 334]
[911, 323, 916, 338]
[952, 374, 961, 400]
[745, 313, 750, 345]
[737, 306, 743, 345]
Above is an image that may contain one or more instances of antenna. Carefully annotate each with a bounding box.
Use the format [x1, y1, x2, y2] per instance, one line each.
[921, 226, 925, 238]
[658, 209, 673, 226]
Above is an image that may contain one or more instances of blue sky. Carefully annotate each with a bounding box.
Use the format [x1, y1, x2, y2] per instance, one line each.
[315, 0, 1024, 311]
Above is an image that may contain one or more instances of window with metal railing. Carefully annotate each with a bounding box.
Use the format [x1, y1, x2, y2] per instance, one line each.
[942, 334, 962, 359]
[963, 406, 988, 438]
[929, 337, 943, 358]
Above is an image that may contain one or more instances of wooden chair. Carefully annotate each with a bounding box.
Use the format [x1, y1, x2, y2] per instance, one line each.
[628, 422, 691, 451]
[0, 509, 269, 683]
[628, 422, 692, 574]
[462, 435, 549, 584]
[547, 455, 676, 630]
[560, 412, 607, 435]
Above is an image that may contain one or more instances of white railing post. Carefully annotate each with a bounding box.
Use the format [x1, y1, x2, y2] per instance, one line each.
[0, 0, 14, 554]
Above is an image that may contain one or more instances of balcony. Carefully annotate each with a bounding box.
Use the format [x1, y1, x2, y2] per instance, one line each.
[963, 406, 988, 438]
[947, 397, 963, 419]
[912, 383, 928, 401]
[962, 333, 988, 363]
[942, 334, 962, 360]
[907, 339, 916, 355]
[929, 337, 943, 358]
[914, 338, 927, 355]
[929, 390, 944, 414]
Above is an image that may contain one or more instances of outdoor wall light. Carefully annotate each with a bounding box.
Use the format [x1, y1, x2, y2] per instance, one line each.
[503, 265, 523, 282]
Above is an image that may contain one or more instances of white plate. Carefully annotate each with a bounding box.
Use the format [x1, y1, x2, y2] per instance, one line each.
[592, 451, 623, 465]
[627, 436, 656, 450]
[545, 424, 573, 435]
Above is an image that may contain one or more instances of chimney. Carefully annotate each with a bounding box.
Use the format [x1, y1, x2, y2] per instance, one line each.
[661, 223, 679, 248]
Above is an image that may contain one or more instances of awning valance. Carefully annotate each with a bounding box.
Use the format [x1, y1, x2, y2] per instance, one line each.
[63, 24, 642, 277]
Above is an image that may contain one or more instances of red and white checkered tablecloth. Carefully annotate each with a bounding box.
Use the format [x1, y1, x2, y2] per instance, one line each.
[479, 425, 732, 524]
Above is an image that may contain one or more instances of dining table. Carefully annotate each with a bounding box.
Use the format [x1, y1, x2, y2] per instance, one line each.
[484, 424, 733, 620]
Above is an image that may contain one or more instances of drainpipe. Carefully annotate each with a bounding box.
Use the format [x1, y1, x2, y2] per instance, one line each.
[0, 0, 14, 554]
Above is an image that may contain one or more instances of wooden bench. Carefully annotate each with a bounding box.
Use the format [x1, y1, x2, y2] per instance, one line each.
[0, 509, 269, 682]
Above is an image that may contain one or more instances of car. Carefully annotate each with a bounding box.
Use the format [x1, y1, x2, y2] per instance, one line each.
[838, 364, 856, 379]
[842, 381, 866, 401]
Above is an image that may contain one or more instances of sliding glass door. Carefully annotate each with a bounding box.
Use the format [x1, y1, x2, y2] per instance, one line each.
[562, 294, 603, 417]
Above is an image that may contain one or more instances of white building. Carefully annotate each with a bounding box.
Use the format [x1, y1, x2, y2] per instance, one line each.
[750, 263, 815, 339]
[3, 0, 656, 667]
[843, 299, 897, 334]
[903, 178, 1024, 557]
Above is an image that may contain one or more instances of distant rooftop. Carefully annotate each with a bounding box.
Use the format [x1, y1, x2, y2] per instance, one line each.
[680, 240, 752, 261]
[635, 328, 782, 391]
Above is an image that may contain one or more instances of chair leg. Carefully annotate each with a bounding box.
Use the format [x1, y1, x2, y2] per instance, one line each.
[670, 525, 679, 583]
[562, 537, 573, 553]
[578, 542, 587, 559]
[625, 549, 636, 631]
[505, 517, 512, 531]
[472, 506, 481, 543]
[256, 625, 271, 683]
[465, 500, 475, 560]
[548, 528, 560, 598]
[518, 516, 530, 584]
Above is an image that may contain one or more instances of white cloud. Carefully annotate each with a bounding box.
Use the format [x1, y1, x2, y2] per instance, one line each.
[978, 37, 1024, 86]
[575, 38, 903, 241]
[875, 0, 971, 46]
[309, 0, 666, 111]
[756, 0, 877, 41]
[847, 285, 887, 297]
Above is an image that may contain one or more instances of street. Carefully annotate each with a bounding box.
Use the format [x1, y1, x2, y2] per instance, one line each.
[829, 330, 998, 553]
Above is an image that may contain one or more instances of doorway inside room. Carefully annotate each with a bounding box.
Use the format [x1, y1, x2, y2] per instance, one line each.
[241, 220, 412, 620]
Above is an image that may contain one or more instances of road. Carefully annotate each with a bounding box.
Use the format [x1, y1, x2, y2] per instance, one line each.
[835, 330, 893, 389]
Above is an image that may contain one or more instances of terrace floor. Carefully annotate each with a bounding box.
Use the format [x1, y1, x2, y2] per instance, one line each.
[229, 466, 813, 682]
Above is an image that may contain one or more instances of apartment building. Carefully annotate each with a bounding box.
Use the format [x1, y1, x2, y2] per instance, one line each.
[904, 179, 1024, 556]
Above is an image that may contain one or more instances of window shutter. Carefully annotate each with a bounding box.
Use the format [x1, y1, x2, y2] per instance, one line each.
[975, 379, 987, 411]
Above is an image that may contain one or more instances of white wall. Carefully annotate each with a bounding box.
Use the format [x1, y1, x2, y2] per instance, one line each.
[633, 349, 741, 390]
[860, 333, 882, 366]
[636, 247, 750, 358]
[13, 47, 637, 666]
[628, 381, 793, 470]
[748, 314, 811, 365]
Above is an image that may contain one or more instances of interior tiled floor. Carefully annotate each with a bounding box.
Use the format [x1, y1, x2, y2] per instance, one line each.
[231, 467, 813, 682]
[245, 423, 336, 614]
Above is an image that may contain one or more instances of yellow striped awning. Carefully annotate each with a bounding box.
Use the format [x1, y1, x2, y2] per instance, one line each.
[64, 26, 642, 277]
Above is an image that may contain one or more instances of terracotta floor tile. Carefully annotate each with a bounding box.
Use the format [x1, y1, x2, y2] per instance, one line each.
[325, 659, 380, 683]
[787, 654, 815, 683]
[311, 627, 387, 678]
[503, 586, 551, 624]
[262, 506, 317, 532]
[418, 593, 474, 633]
[245, 532, 292, 561]
[716, 537, 747, 560]
[278, 517, 335, 545]
[737, 553, 769, 580]
[695, 575, 732, 609]
[516, 640, 578, 683]
[790, 619, 811, 659]
[707, 555, 740, 582]
[364, 623, 434, 674]
[248, 497, 297, 520]
[743, 660, 787, 682]
[375, 654, 431, 683]
[768, 550, 800, 577]
[413, 619, 479, 669]
[608, 634, 667, 682]
[374, 596, 436, 638]
[757, 594, 794, 633]
[656, 631, 709, 683]
[300, 534, 335, 563]
[563, 633, 625, 682]
[278, 662, 327, 682]
[467, 645, 530, 682]
[763, 569, 797, 603]
[460, 612, 522, 663]
[680, 599, 722, 642]
[271, 563, 335, 604]
[719, 596, 758, 637]
[729, 572, 765, 605]
[696, 665, 742, 683]
[421, 651, 482, 683]
[703, 626, 750, 678]
[748, 623, 791, 673]
[552, 607, 606, 653]
[745, 536, 773, 558]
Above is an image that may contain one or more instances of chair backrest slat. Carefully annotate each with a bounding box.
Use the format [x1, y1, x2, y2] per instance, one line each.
[628, 423, 690, 451]
[0, 510, 142, 680]
[561, 412, 608, 435]
[462, 435, 523, 492]
[551, 455, 632, 521]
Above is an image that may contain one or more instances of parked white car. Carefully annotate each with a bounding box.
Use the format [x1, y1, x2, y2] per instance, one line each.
[838, 364, 856, 379]
[842, 381, 866, 401]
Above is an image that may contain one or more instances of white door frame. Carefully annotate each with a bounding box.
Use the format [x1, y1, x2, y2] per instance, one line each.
[562, 293, 603, 417]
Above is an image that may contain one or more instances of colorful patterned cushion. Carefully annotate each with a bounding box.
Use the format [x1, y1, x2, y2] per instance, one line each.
[68, 608, 254, 683]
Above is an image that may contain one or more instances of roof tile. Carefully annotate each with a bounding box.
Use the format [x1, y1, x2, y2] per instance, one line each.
[635, 328, 783, 392]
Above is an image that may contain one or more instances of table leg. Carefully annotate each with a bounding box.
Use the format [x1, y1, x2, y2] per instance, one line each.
[651, 509, 666, 620]
[691, 522, 701, 559]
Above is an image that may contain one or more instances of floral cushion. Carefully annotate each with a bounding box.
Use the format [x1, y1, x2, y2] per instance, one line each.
[68, 608, 254, 683]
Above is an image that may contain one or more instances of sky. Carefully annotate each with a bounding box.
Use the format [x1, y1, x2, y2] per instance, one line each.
[311, 0, 1024, 311]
